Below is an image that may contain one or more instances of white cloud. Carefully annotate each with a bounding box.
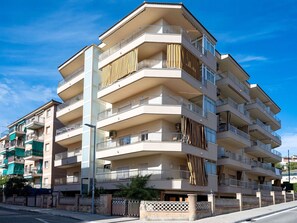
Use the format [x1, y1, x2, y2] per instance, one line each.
[276, 132, 297, 157]
[237, 56, 268, 63]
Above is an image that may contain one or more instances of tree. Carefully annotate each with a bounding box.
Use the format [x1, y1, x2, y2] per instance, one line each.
[115, 174, 158, 200]
[275, 163, 284, 170]
[4, 176, 32, 197]
[288, 162, 297, 170]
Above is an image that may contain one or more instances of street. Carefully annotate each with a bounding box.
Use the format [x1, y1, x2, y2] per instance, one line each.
[245, 207, 297, 223]
[0, 206, 81, 223]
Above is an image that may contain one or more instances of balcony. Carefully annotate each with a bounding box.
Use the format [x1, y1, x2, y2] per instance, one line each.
[245, 141, 282, 163]
[57, 67, 84, 101]
[249, 119, 281, 147]
[54, 176, 80, 192]
[217, 98, 251, 125]
[25, 133, 44, 144]
[55, 124, 83, 146]
[249, 160, 282, 179]
[0, 159, 8, 168]
[54, 149, 82, 168]
[9, 127, 25, 136]
[98, 62, 206, 104]
[23, 150, 43, 161]
[96, 169, 217, 192]
[217, 124, 251, 149]
[97, 95, 207, 131]
[8, 141, 25, 151]
[25, 116, 45, 130]
[97, 131, 217, 161]
[56, 94, 84, 123]
[219, 178, 257, 195]
[246, 98, 281, 130]
[99, 24, 215, 69]
[7, 156, 24, 164]
[0, 143, 9, 154]
[217, 147, 251, 171]
[23, 168, 42, 178]
[216, 72, 250, 103]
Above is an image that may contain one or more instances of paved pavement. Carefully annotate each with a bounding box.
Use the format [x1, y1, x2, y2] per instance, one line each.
[0, 201, 297, 223]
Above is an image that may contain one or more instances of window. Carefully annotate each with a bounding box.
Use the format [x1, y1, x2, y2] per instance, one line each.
[141, 131, 148, 141]
[46, 126, 50, 135]
[204, 96, 216, 115]
[44, 178, 49, 186]
[119, 135, 131, 146]
[203, 35, 215, 55]
[205, 127, 216, 144]
[44, 161, 49, 169]
[46, 109, 51, 118]
[202, 65, 216, 85]
[45, 143, 50, 151]
[205, 161, 217, 175]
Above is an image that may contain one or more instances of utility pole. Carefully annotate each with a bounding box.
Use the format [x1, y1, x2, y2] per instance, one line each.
[288, 150, 291, 183]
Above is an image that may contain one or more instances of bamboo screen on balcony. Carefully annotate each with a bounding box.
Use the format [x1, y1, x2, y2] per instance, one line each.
[101, 48, 138, 88]
[181, 116, 207, 150]
[187, 154, 207, 186]
[167, 44, 201, 81]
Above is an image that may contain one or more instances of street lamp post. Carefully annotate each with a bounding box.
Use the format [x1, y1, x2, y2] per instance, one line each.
[84, 123, 96, 214]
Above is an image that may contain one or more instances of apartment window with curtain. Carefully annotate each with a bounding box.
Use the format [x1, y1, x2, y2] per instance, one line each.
[203, 96, 216, 115]
[205, 127, 216, 144]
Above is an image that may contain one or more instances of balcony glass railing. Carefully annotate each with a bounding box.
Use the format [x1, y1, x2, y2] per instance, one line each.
[26, 116, 45, 125]
[25, 150, 43, 157]
[253, 119, 281, 141]
[58, 67, 84, 87]
[57, 93, 84, 111]
[218, 147, 251, 165]
[217, 72, 249, 95]
[96, 169, 191, 182]
[98, 95, 203, 121]
[56, 124, 82, 136]
[55, 176, 80, 185]
[55, 149, 81, 160]
[218, 123, 250, 140]
[97, 132, 184, 151]
[99, 25, 210, 61]
[217, 98, 250, 118]
[252, 140, 282, 157]
[220, 178, 258, 190]
[7, 156, 24, 164]
[253, 98, 281, 125]
[26, 133, 44, 142]
[251, 160, 281, 175]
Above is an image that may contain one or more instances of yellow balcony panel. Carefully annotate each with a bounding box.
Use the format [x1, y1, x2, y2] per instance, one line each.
[246, 99, 281, 131]
[245, 141, 282, 163]
[55, 125, 82, 146]
[56, 95, 84, 123]
[217, 124, 251, 149]
[98, 69, 203, 104]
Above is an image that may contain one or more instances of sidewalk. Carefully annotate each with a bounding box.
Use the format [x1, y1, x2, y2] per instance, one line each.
[1, 201, 297, 223]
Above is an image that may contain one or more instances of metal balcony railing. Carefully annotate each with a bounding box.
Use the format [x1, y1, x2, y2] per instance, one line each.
[97, 94, 203, 121]
[58, 67, 84, 87]
[55, 176, 80, 185]
[218, 147, 251, 165]
[57, 93, 84, 111]
[253, 98, 281, 125]
[7, 156, 24, 164]
[26, 133, 44, 142]
[218, 123, 250, 140]
[56, 124, 82, 136]
[253, 119, 281, 141]
[55, 149, 81, 160]
[98, 25, 210, 61]
[252, 140, 282, 158]
[96, 169, 191, 182]
[217, 98, 250, 118]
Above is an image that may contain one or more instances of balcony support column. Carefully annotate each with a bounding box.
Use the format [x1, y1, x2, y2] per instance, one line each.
[236, 193, 243, 211]
[270, 191, 276, 205]
[188, 194, 197, 221]
[256, 191, 262, 207]
[282, 191, 287, 203]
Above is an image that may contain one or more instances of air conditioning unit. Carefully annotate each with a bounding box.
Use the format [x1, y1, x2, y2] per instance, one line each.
[109, 130, 117, 139]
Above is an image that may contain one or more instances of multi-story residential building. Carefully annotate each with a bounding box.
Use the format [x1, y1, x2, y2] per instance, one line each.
[0, 100, 63, 189]
[55, 2, 282, 200]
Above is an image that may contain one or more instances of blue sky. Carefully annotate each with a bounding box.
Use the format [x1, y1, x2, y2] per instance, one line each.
[0, 0, 296, 156]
